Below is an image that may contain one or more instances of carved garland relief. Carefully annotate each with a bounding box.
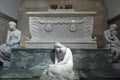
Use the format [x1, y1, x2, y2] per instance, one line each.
[29, 17, 93, 41]
[30, 17, 88, 32]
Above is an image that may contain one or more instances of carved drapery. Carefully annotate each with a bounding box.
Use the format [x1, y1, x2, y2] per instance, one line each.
[25, 12, 97, 48]
[29, 16, 94, 42]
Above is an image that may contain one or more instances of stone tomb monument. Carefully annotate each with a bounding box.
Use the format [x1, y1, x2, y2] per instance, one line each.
[25, 11, 97, 49]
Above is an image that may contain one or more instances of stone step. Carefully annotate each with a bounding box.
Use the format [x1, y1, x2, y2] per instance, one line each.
[112, 63, 120, 70]
[80, 77, 120, 80]
[1, 68, 120, 80]
[79, 70, 120, 80]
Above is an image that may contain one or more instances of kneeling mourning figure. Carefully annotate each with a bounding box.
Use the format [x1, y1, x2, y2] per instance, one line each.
[104, 24, 120, 63]
[41, 43, 74, 80]
[0, 21, 21, 66]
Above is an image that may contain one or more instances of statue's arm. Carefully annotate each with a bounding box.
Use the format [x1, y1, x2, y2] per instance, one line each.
[6, 31, 10, 45]
[16, 31, 21, 43]
[104, 31, 114, 43]
[13, 30, 21, 44]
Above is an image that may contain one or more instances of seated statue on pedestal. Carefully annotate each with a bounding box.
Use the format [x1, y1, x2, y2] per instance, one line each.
[0, 21, 21, 66]
[104, 24, 120, 62]
[42, 43, 74, 80]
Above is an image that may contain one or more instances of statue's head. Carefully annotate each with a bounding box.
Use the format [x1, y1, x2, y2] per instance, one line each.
[8, 21, 16, 30]
[54, 42, 66, 48]
[54, 42, 66, 53]
[109, 24, 118, 31]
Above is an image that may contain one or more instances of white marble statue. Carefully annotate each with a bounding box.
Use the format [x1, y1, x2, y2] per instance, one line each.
[0, 21, 21, 65]
[104, 24, 120, 62]
[43, 43, 74, 80]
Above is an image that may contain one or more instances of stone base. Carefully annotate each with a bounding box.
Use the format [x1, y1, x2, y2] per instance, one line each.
[3, 48, 112, 80]
[1, 68, 120, 80]
[25, 41, 97, 49]
[112, 63, 120, 70]
[11, 49, 111, 70]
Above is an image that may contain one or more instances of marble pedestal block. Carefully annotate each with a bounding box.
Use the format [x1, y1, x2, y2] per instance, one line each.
[0, 49, 113, 80]
[11, 49, 112, 71]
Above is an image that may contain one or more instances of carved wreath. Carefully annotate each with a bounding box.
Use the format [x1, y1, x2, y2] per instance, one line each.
[44, 23, 54, 32]
[68, 23, 78, 32]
